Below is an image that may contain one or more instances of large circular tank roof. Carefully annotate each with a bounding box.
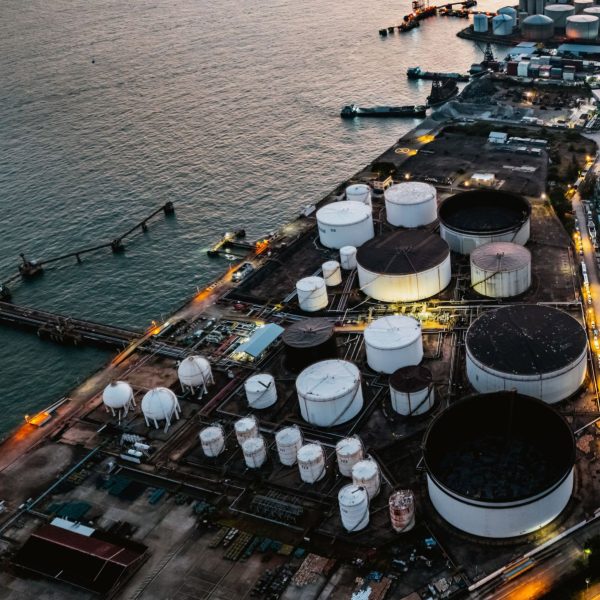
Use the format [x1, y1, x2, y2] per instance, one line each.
[364, 315, 421, 350]
[316, 201, 371, 226]
[466, 305, 586, 376]
[390, 365, 432, 393]
[282, 318, 335, 348]
[523, 14, 554, 24]
[423, 392, 575, 503]
[356, 230, 449, 275]
[296, 359, 360, 401]
[470, 242, 531, 271]
[384, 181, 436, 206]
[439, 190, 531, 235]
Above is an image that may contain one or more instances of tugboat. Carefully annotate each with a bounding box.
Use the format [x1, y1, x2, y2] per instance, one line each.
[426, 78, 459, 107]
[407, 67, 469, 81]
[341, 104, 427, 119]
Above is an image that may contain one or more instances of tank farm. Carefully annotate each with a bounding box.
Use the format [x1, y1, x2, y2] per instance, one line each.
[1, 122, 600, 599]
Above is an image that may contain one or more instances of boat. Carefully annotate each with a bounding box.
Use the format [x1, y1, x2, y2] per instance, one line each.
[407, 67, 469, 81]
[426, 78, 459, 107]
[340, 104, 427, 119]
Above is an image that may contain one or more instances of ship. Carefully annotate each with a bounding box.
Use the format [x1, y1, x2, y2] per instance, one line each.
[426, 78, 459, 107]
[407, 67, 469, 81]
[340, 104, 427, 119]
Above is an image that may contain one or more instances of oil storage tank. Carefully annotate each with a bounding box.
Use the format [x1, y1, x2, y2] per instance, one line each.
[296, 276, 328, 312]
[574, 0, 593, 13]
[339, 484, 370, 532]
[521, 14, 555, 40]
[545, 4, 575, 28]
[470, 242, 531, 298]
[297, 443, 326, 483]
[439, 190, 531, 255]
[498, 6, 518, 27]
[423, 392, 575, 538]
[296, 359, 363, 426]
[244, 373, 277, 409]
[199, 425, 226, 457]
[316, 201, 374, 249]
[283, 318, 337, 372]
[384, 182, 437, 227]
[389, 490, 416, 532]
[275, 426, 303, 466]
[389, 365, 434, 416]
[466, 305, 587, 403]
[322, 260, 342, 286]
[346, 184, 372, 207]
[356, 230, 451, 302]
[473, 13, 489, 32]
[566, 14, 599, 37]
[340, 246, 357, 270]
[243, 436, 267, 469]
[336, 437, 364, 477]
[492, 13, 514, 35]
[352, 459, 381, 500]
[364, 315, 423, 374]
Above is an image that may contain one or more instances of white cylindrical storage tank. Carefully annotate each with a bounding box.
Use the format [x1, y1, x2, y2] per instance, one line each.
[473, 13, 489, 31]
[296, 359, 363, 427]
[566, 14, 599, 36]
[244, 373, 277, 409]
[297, 443, 326, 483]
[545, 4, 575, 27]
[177, 355, 214, 395]
[352, 459, 381, 500]
[521, 14, 555, 39]
[390, 365, 435, 416]
[583, 6, 600, 16]
[492, 13, 514, 34]
[345, 184, 372, 207]
[470, 242, 531, 298]
[574, 0, 593, 13]
[340, 246, 357, 270]
[322, 260, 342, 287]
[296, 276, 328, 312]
[336, 437, 364, 477]
[102, 381, 135, 419]
[339, 484, 370, 532]
[384, 182, 437, 228]
[199, 425, 226, 457]
[242, 436, 267, 469]
[424, 392, 575, 538]
[466, 305, 587, 404]
[275, 426, 303, 466]
[356, 230, 451, 302]
[389, 490, 416, 532]
[498, 6, 518, 27]
[364, 315, 423, 374]
[234, 416, 259, 445]
[141, 387, 180, 431]
[316, 201, 374, 249]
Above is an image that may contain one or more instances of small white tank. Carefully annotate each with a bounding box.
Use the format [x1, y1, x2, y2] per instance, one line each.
[296, 276, 328, 312]
[346, 184, 372, 207]
[384, 182, 437, 228]
[473, 13, 489, 32]
[340, 246, 358, 270]
[322, 261, 342, 286]
[235, 416, 259, 446]
[244, 373, 277, 409]
[389, 490, 415, 532]
[199, 425, 225, 457]
[242, 436, 267, 469]
[352, 459, 381, 500]
[390, 366, 435, 416]
[339, 484, 370, 532]
[177, 355, 214, 396]
[336, 437, 364, 477]
[297, 443, 326, 483]
[275, 426, 303, 466]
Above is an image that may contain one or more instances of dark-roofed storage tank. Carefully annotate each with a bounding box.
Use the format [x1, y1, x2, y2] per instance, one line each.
[283, 318, 337, 372]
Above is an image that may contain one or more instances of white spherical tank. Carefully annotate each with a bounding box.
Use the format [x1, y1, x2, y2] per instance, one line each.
[336, 437, 364, 477]
[346, 184, 372, 207]
[466, 305, 587, 404]
[339, 484, 370, 532]
[390, 365, 435, 416]
[316, 201, 374, 249]
[356, 230, 451, 302]
[296, 276, 328, 312]
[178, 355, 214, 394]
[322, 261, 342, 287]
[296, 360, 364, 427]
[199, 425, 226, 457]
[574, 0, 593, 13]
[242, 436, 267, 469]
[364, 315, 423, 374]
[498, 6, 518, 27]
[297, 443, 326, 483]
[235, 416, 259, 445]
[141, 387, 180, 430]
[470, 242, 531, 298]
[566, 14, 599, 36]
[545, 4, 575, 27]
[384, 182, 438, 228]
[522, 14, 555, 39]
[340, 246, 357, 270]
[275, 426, 303, 466]
[473, 13, 489, 31]
[492, 13, 514, 34]
[352, 459, 381, 500]
[244, 373, 277, 409]
[389, 490, 416, 532]
[102, 381, 135, 417]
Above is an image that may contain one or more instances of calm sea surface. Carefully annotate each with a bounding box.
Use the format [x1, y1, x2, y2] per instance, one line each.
[0, 0, 506, 436]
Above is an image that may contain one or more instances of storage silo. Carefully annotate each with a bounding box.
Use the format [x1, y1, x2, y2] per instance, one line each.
[527, 0, 536, 14]
[282, 317, 337, 372]
[519, 10, 529, 25]
[518, 0, 527, 11]
[178, 355, 214, 396]
[583, 6, 600, 16]
[389, 365, 434, 416]
[316, 201, 374, 249]
[364, 315, 423, 374]
[389, 490, 416, 532]
[275, 426, 303, 466]
[545, 4, 575, 28]
[297, 443, 326, 483]
[141, 387, 180, 431]
[242, 436, 267, 469]
[340, 246, 357, 270]
[102, 381, 135, 420]
[498, 6, 518, 27]
[473, 13, 489, 32]
[384, 182, 438, 227]
[566, 14, 599, 36]
[322, 260, 342, 286]
[535, 0, 545, 15]
[336, 437, 364, 477]
[199, 425, 226, 457]
[346, 184, 372, 207]
[424, 392, 575, 538]
[521, 14, 555, 40]
[470, 242, 531, 298]
[235, 416, 259, 445]
[352, 459, 381, 500]
[466, 305, 587, 404]
[244, 373, 277, 409]
[439, 190, 531, 255]
[339, 485, 370, 532]
[492, 13, 514, 34]
[296, 359, 363, 426]
[574, 0, 593, 13]
[356, 230, 451, 302]
[296, 276, 328, 312]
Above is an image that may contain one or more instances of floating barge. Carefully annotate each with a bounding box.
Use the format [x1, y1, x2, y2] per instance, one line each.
[407, 66, 469, 81]
[341, 103, 427, 119]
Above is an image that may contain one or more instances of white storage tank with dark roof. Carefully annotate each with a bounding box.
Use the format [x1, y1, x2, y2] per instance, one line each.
[389, 365, 435, 416]
[356, 230, 451, 302]
[521, 14, 555, 41]
[316, 201, 374, 249]
[339, 484, 370, 532]
[345, 184, 372, 207]
[492, 13, 514, 34]
[566, 14, 599, 37]
[296, 276, 328, 312]
[283, 318, 337, 372]
[424, 392, 575, 538]
[545, 4, 575, 28]
[384, 182, 437, 227]
[470, 242, 531, 298]
[244, 373, 277, 409]
[466, 305, 587, 403]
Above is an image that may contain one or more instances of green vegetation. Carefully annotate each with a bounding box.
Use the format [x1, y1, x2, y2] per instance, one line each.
[548, 185, 574, 234]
